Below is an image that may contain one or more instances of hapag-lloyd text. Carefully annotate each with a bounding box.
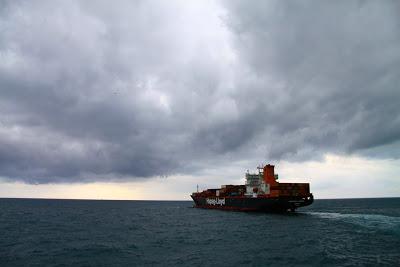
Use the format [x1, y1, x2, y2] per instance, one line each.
[206, 198, 225, 206]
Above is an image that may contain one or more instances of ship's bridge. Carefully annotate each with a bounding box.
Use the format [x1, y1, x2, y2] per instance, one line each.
[245, 166, 277, 196]
[245, 173, 262, 186]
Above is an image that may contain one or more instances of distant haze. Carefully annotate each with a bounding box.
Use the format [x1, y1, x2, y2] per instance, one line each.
[0, 1, 399, 198]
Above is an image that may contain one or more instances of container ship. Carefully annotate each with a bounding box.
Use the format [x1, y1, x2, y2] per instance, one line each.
[191, 164, 313, 212]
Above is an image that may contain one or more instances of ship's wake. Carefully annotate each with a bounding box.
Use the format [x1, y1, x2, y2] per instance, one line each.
[303, 212, 400, 234]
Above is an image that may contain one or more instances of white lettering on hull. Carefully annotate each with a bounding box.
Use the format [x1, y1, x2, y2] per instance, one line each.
[206, 198, 225, 206]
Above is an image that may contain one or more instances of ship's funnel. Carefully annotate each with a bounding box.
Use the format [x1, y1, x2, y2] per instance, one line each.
[263, 164, 277, 185]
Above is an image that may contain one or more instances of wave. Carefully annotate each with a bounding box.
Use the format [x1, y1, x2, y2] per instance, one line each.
[304, 212, 400, 234]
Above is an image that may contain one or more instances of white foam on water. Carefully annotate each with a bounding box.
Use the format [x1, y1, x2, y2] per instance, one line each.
[304, 212, 400, 233]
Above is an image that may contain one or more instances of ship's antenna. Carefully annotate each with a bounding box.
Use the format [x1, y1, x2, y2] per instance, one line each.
[197, 184, 199, 193]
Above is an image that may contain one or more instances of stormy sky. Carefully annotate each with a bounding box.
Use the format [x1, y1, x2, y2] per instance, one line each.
[0, 0, 400, 192]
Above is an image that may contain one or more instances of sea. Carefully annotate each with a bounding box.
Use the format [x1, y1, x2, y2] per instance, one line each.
[0, 198, 399, 266]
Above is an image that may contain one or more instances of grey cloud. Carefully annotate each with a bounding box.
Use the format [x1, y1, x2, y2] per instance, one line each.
[224, 0, 400, 160]
[0, 0, 399, 183]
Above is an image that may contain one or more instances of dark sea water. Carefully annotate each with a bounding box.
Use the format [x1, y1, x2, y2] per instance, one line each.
[1, 198, 399, 266]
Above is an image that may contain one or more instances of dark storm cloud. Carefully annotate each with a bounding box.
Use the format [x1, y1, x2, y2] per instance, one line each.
[0, 0, 399, 183]
[223, 0, 400, 160]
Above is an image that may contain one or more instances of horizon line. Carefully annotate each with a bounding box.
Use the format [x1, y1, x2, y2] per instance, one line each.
[0, 196, 399, 201]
